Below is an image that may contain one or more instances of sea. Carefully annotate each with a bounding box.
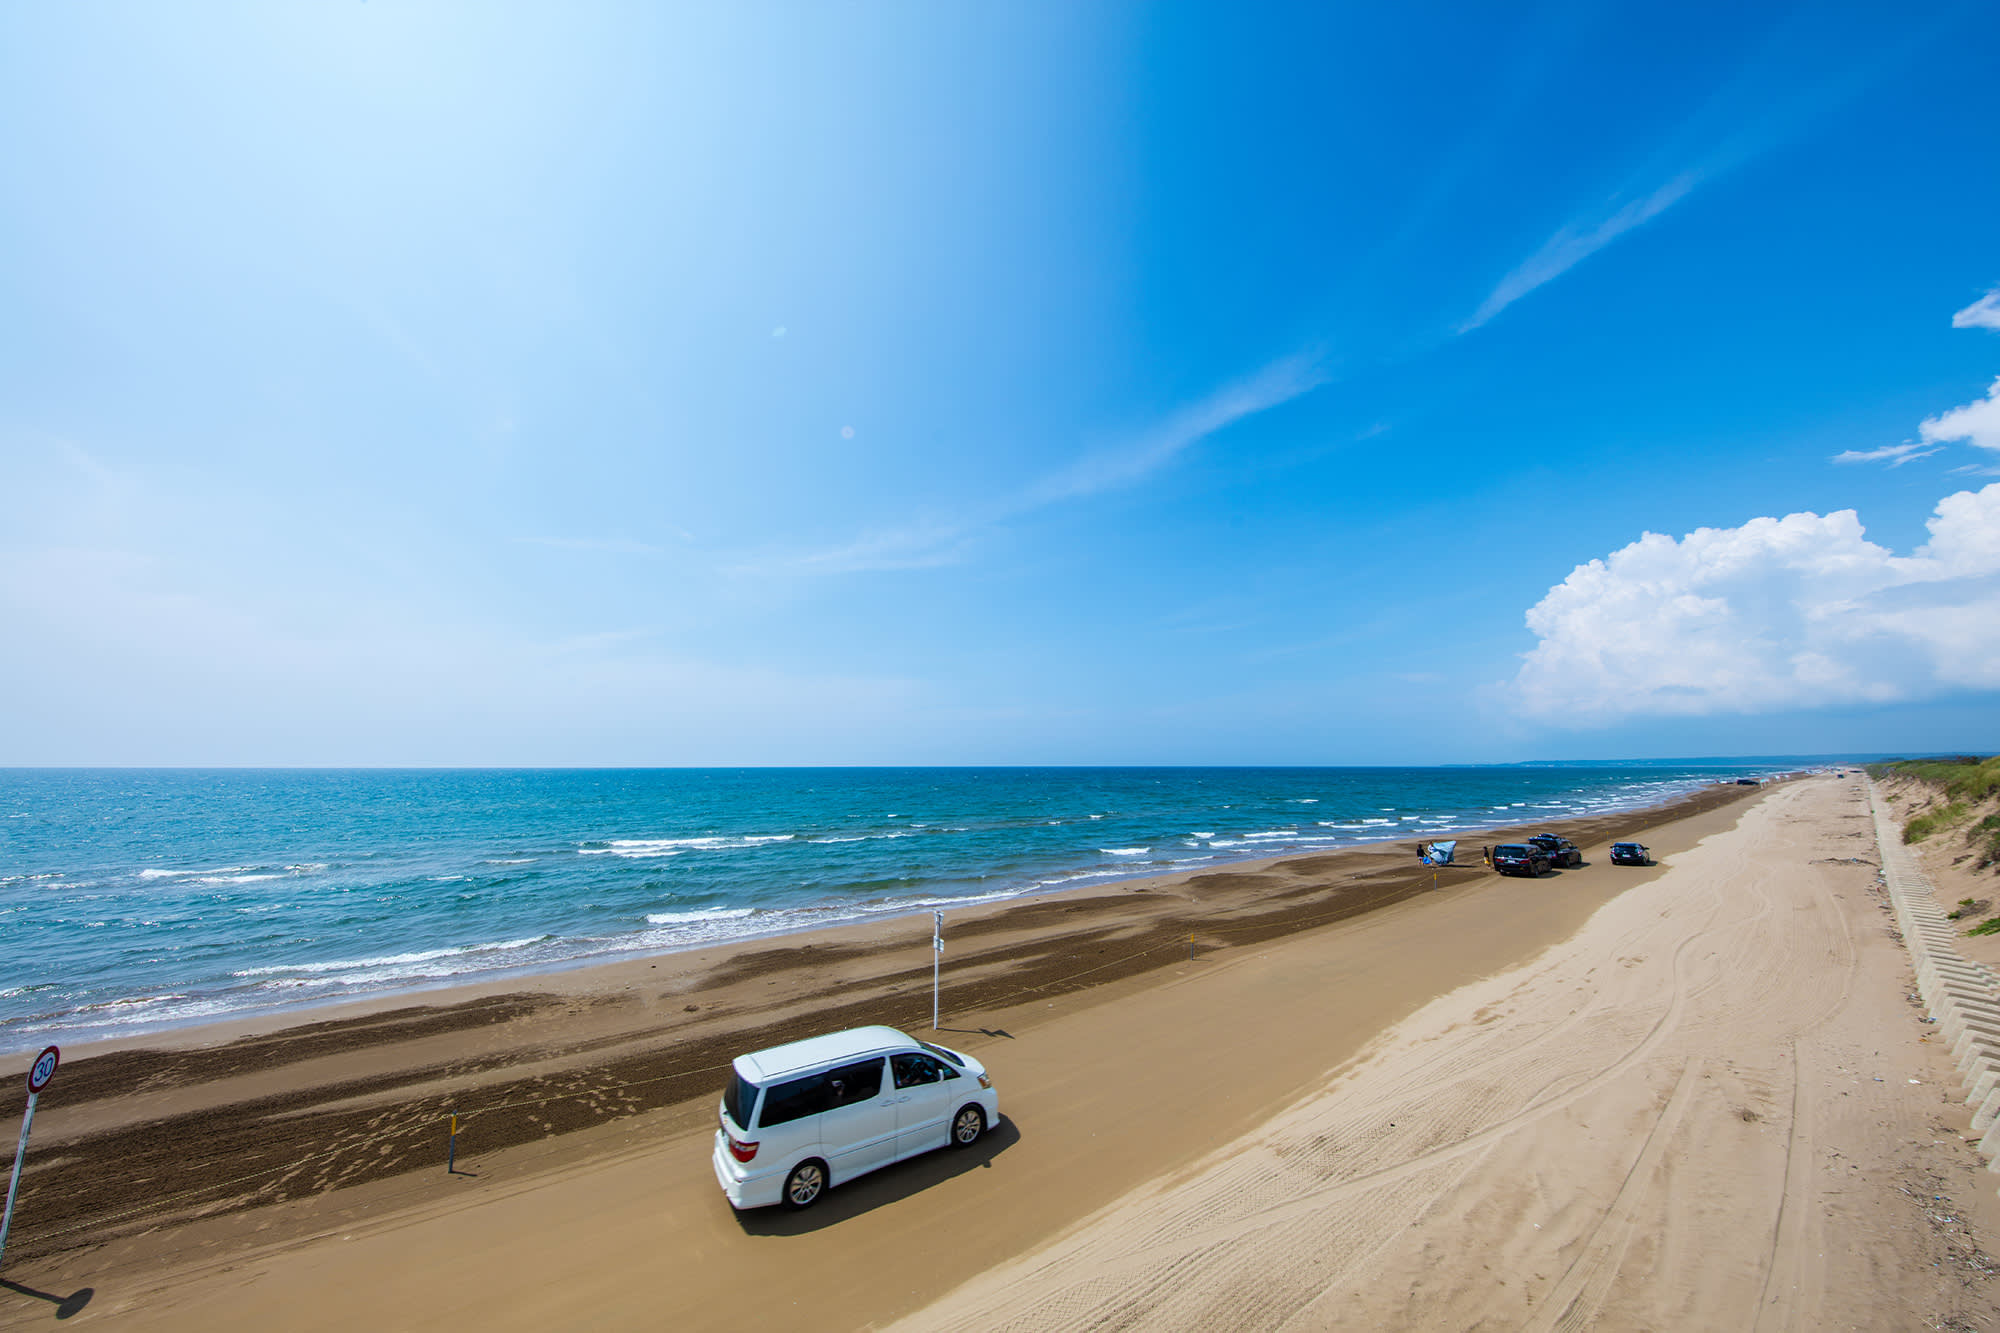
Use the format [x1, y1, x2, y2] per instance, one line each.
[0, 763, 1813, 1051]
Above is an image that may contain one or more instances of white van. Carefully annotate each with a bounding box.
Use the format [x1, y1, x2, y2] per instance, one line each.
[712, 1024, 1000, 1210]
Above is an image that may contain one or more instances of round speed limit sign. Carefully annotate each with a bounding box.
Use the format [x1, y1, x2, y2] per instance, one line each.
[26, 1045, 58, 1095]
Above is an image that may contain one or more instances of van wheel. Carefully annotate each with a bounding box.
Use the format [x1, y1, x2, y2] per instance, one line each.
[783, 1159, 827, 1210]
[951, 1105, 986, 1147]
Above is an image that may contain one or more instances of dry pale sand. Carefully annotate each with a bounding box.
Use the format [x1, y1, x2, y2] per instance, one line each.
[2, 777, 1991, 1330]
[901, 774, 2000, 1331]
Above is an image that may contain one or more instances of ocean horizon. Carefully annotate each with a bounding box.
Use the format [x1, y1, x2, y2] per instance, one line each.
[0, 761, 1840, 1051]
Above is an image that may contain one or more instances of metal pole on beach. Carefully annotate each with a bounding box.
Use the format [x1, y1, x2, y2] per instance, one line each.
[0, 1046, 59, 1275]
[932, 910, 943, 1031]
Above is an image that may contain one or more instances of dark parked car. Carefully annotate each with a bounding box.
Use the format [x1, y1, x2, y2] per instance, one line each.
[1527, 834, 1582, 868]
[1734, 778, 1760, 786]
[1491, 843, 1550, 877]
[1609, 842, 1650, 866]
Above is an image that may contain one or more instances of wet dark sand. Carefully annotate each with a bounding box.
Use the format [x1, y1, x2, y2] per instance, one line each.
[0, 782, 1762, 1266]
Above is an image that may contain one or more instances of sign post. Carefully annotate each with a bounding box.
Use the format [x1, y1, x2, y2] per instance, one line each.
[932, 910, 944, 1031]
[0, 1045, 59, 1274]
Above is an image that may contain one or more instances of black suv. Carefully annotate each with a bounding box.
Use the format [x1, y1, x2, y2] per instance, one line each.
[1527, 834, 1582, 869]
[1609, 842, 1650, 866]
[1491, 843, 1550, 877]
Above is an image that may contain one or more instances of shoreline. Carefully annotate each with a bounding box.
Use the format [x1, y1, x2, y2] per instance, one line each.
[0, 778, 1769, 1271]
[1, 776, 1776, 1059]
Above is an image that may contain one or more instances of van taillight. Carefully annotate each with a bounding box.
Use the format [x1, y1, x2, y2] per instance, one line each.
[728, 1136, 759, 1163]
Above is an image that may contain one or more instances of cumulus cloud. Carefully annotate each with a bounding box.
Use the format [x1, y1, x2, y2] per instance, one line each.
[1921, 376, 2000, 453]
[1954, 288, 2000, 331]
[1509, 484, 2000, 722]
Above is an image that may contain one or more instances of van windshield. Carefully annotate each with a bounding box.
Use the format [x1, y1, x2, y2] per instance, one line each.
[919, 1041, 966, 1068]
[723, 1072, 760, 1129]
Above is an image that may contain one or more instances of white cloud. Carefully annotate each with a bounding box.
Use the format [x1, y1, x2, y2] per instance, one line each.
[1953, 288, 2000, 331]
[1832, 441, 1939, 467]
[779, 518, 970, 574]
[1921, 376, 2000, 453]
[515, 536, 666, 556]
[1460, 174, 1697, 333]
[1023, 354, 1328, 506]
[756, 353, 1327, 575]
[1508, 483, 2000, 723]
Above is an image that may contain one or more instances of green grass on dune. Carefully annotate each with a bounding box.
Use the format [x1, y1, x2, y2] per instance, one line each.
[1871, 755, 2000, 803]
[1905, 802, 1968, 844]
[1873, 756, 2000, 866]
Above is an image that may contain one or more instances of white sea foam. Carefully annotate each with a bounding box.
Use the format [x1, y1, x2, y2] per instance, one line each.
[232, 935, 550, 979]
[1035, 867, 1141, 887]
[1100, 847, 1150, 856]
[875, 888, 1029, 913]
[581, 834, 797, 858]
[78, 992, 190, 1012]
[1291, 798, 1319, 803]
[645, 907, 756, 925]
[1191, 832, 1215, 839]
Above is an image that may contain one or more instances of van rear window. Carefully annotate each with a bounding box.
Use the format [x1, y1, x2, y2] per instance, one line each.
[723, 1072, 760, 1129]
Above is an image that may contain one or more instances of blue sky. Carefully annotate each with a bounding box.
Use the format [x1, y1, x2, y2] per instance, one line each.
[3, 1, 1998, 765]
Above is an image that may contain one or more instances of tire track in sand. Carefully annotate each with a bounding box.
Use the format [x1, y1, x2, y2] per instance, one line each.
[899, 782, 1858, 1332]
[1521, 1057, 1704, 1333]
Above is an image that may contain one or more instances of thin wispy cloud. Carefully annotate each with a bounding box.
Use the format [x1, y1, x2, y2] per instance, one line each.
[1832, 441, 1940, 467]
[782, 518, 972, 575]
[514, 536, 669, 556]
[1024, 354, 1328, 506]
[1954, 288, 2000, 330]
[1459, 174, 1697, 333]
[1458, 10, 1945, 337]
[747, 354, 1328, 576]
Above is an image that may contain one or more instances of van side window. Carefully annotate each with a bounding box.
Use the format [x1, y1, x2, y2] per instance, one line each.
[759, 1071, 832, 1127]
[892, 1052, 958, 1088]
[824, 1058, 885, 1108]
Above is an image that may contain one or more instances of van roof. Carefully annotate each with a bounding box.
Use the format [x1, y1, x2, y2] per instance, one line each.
[733, 1025, 915, 1083]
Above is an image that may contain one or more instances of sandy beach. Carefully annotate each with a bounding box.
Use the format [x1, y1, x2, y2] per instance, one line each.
[3, 775, 1995, 1329]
